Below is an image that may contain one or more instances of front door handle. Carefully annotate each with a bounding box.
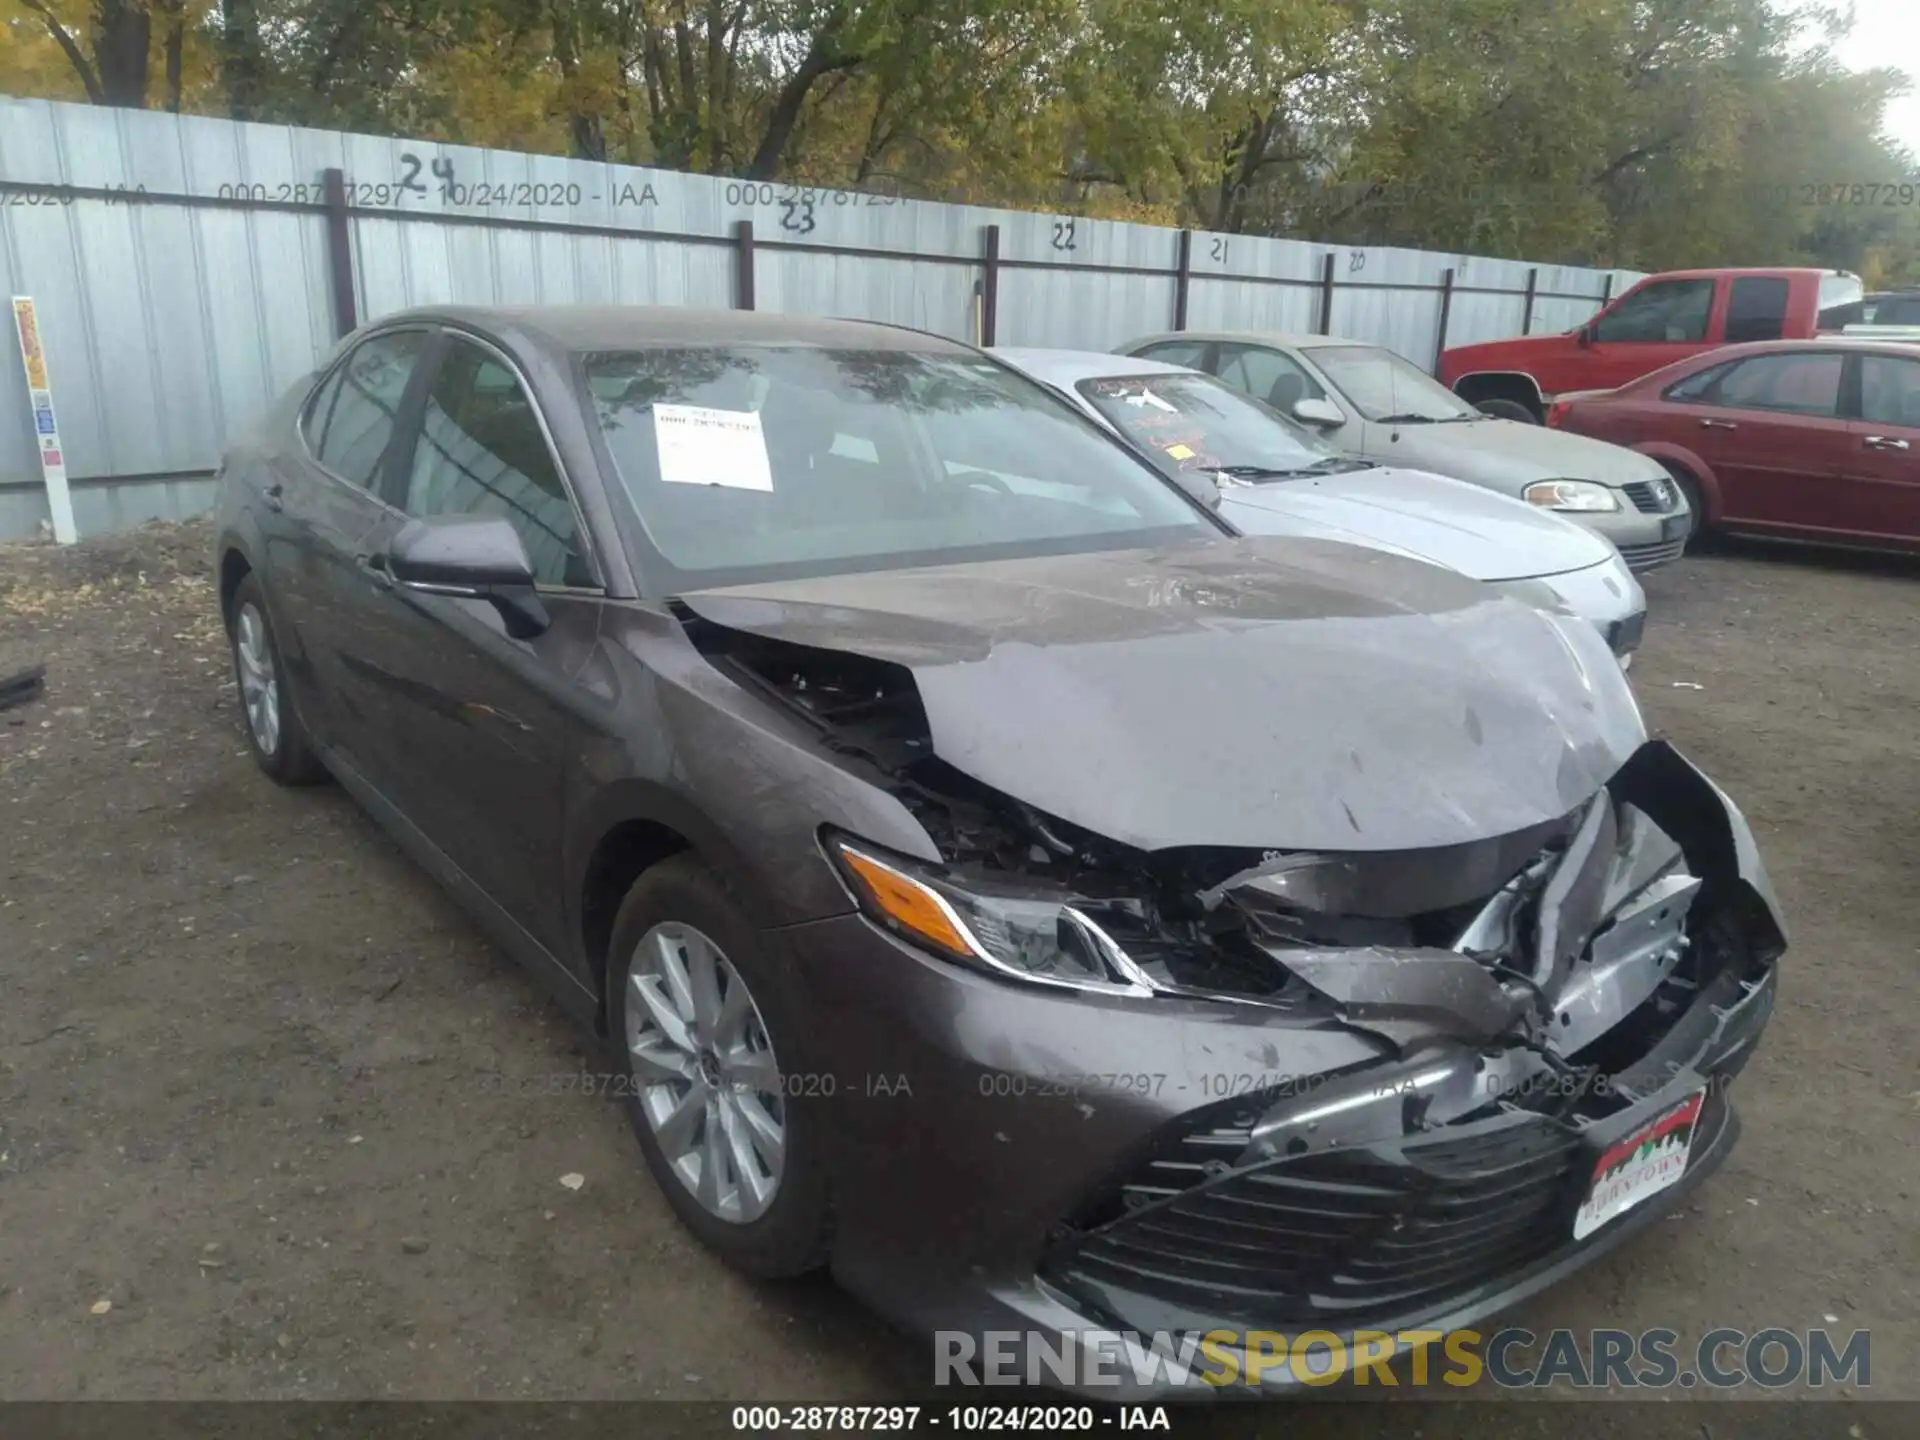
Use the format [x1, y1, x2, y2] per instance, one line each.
[261, 482, 285, 512]
[1699, 419, 1738, 431]
[1863, 435, 1911, 452]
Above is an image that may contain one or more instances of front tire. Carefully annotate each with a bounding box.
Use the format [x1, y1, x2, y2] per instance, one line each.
[1664, 466, 1712, 550]
[609, 856, 833, 1277]
[228, 574, 327, 786]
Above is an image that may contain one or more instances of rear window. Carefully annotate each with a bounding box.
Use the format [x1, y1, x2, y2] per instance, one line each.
[1726, 277, 1790, 344]
[581, 347, 1215, 590]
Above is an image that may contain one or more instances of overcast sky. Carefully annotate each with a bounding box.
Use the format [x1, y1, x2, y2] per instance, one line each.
[1831, 0, 1920, 157]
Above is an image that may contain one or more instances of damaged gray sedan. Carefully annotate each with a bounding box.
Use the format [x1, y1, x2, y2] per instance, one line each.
[212, 306, 1784, 1401]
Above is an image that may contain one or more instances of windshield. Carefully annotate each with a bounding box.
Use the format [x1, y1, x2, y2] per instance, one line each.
[1074, 372, 1365, 482]
[1312, 345, 1481, 422]
[582, 347, 1216, 590]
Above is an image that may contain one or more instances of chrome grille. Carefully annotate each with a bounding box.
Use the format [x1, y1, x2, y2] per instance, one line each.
[1621, 480, 1673, 514]
[1616, 536, 1687, 572]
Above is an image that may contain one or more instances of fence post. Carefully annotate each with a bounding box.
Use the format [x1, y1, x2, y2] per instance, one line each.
[1174, 229, 1193, 331]
[1521, 266, 1539, 336]
[980, 224, 1001, 346]
[1601, 273, 1616, 305]
[734, 220, 756, 311]
[1318, 252, 1338, 335]
[321, 168, 357, 339]
[1432, 267, 1456, 374]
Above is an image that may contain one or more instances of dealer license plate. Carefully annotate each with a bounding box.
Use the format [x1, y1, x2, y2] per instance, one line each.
[1572, 1090, 1705, 1240]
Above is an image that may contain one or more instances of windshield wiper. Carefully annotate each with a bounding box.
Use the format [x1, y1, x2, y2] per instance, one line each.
[1373, 413, 1440, 425]
[1202, 463, 1320, 481]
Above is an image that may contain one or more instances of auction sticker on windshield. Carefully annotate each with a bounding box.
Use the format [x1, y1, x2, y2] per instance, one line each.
[1573, 1090, 1705, 1240]
[653, 403, 774, 490]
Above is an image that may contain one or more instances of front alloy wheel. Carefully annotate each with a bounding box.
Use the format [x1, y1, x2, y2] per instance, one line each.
[626, 921, 786, 1224]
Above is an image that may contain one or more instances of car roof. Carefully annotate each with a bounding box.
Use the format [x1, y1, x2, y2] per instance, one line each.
[1635, 267, 1852, 281]
[1119, 329, 1360, 352]
[990, 348, 1200, 384]
[364, 304, 971, 355]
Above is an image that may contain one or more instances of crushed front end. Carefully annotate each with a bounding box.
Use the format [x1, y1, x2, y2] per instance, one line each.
[681, 602, 1783, 1400]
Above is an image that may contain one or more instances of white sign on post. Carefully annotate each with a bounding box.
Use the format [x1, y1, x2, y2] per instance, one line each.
[12, 296, 78, 545]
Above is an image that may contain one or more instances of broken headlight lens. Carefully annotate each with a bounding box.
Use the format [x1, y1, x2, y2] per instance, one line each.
[828, 837, 1147, 993]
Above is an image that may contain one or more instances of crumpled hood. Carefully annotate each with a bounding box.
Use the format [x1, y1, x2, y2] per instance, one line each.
[1376, 418, 1668, 488]
[676, 536, 1647, 854]
[1218, 466, 1613, 583]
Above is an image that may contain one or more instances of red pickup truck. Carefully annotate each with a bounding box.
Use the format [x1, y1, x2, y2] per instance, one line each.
[1439, 267, 1865, 423]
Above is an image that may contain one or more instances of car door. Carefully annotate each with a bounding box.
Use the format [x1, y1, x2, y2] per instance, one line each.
[1666, 351, 1852, 529]
[1844, 352, 1920, 544]
[1583, 277, 1720, 390]
[357, 328, 607, 955]
[265, 327, 432, 769]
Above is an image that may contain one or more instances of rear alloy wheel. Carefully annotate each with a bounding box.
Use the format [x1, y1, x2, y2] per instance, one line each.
[609, 856, 832, 1276]
[228, 574, 327, 785]
[1474, 397, 1540, 424]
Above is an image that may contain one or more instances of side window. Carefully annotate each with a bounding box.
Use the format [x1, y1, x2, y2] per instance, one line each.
[1859, 356, 1920, 428]
[1725, 277, 1790, 344]
[1136, 340, 1210, 371]
[1664, 361, 1735, 402]
[1215, 345, 1328, 412]
[1877, 296, 1920, 326]
[1709, 353, 1843, 417]
[300, 368, 345, 453]
[403, 338, 592, 587]
[315, 332, 426, 487]
[1592, 279, 1716, 344]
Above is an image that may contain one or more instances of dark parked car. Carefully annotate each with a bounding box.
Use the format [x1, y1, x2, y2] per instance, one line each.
[1547, 337, 1920, 551]
[214, 306, 1784, 1398]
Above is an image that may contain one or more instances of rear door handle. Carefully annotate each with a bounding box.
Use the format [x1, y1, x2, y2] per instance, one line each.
[1863, 435, 1910, 452]
[261, 482, 285, 512]
[1699, 419, 1738, 431]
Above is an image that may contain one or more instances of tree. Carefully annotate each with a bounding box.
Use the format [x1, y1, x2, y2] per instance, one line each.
[10, 0, 204, 108]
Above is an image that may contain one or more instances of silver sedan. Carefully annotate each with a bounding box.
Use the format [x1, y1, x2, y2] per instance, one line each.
[1116, 330, 1694, 571]
[993, 347, 1648, 664]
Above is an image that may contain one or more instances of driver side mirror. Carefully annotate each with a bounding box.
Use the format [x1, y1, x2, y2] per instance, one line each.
[1576, 323, 1595, 348]
[388, 514, 550, 639]
[1292, 396, 1345, 428]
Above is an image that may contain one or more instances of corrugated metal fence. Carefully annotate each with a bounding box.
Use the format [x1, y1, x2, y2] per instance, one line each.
[0, 95, 1642, 541]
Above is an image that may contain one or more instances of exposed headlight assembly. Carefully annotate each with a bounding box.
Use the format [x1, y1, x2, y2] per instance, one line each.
[826, 836, 1159, 995]
[1523, 479, 1621, 513]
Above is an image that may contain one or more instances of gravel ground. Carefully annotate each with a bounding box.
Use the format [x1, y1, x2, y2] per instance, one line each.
[0, 519, 1914, 1437]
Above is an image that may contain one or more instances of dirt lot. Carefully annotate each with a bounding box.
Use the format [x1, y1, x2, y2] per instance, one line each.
[1, 518, 1915, 1434]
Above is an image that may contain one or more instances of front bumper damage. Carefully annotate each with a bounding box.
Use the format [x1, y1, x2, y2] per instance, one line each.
[778, 740, 1784, 1402]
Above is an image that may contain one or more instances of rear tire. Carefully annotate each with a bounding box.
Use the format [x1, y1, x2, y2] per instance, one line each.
[1474, 397, 1540, 424]
[228, 574, 328, 786]
[609, 855, 833, 1278]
